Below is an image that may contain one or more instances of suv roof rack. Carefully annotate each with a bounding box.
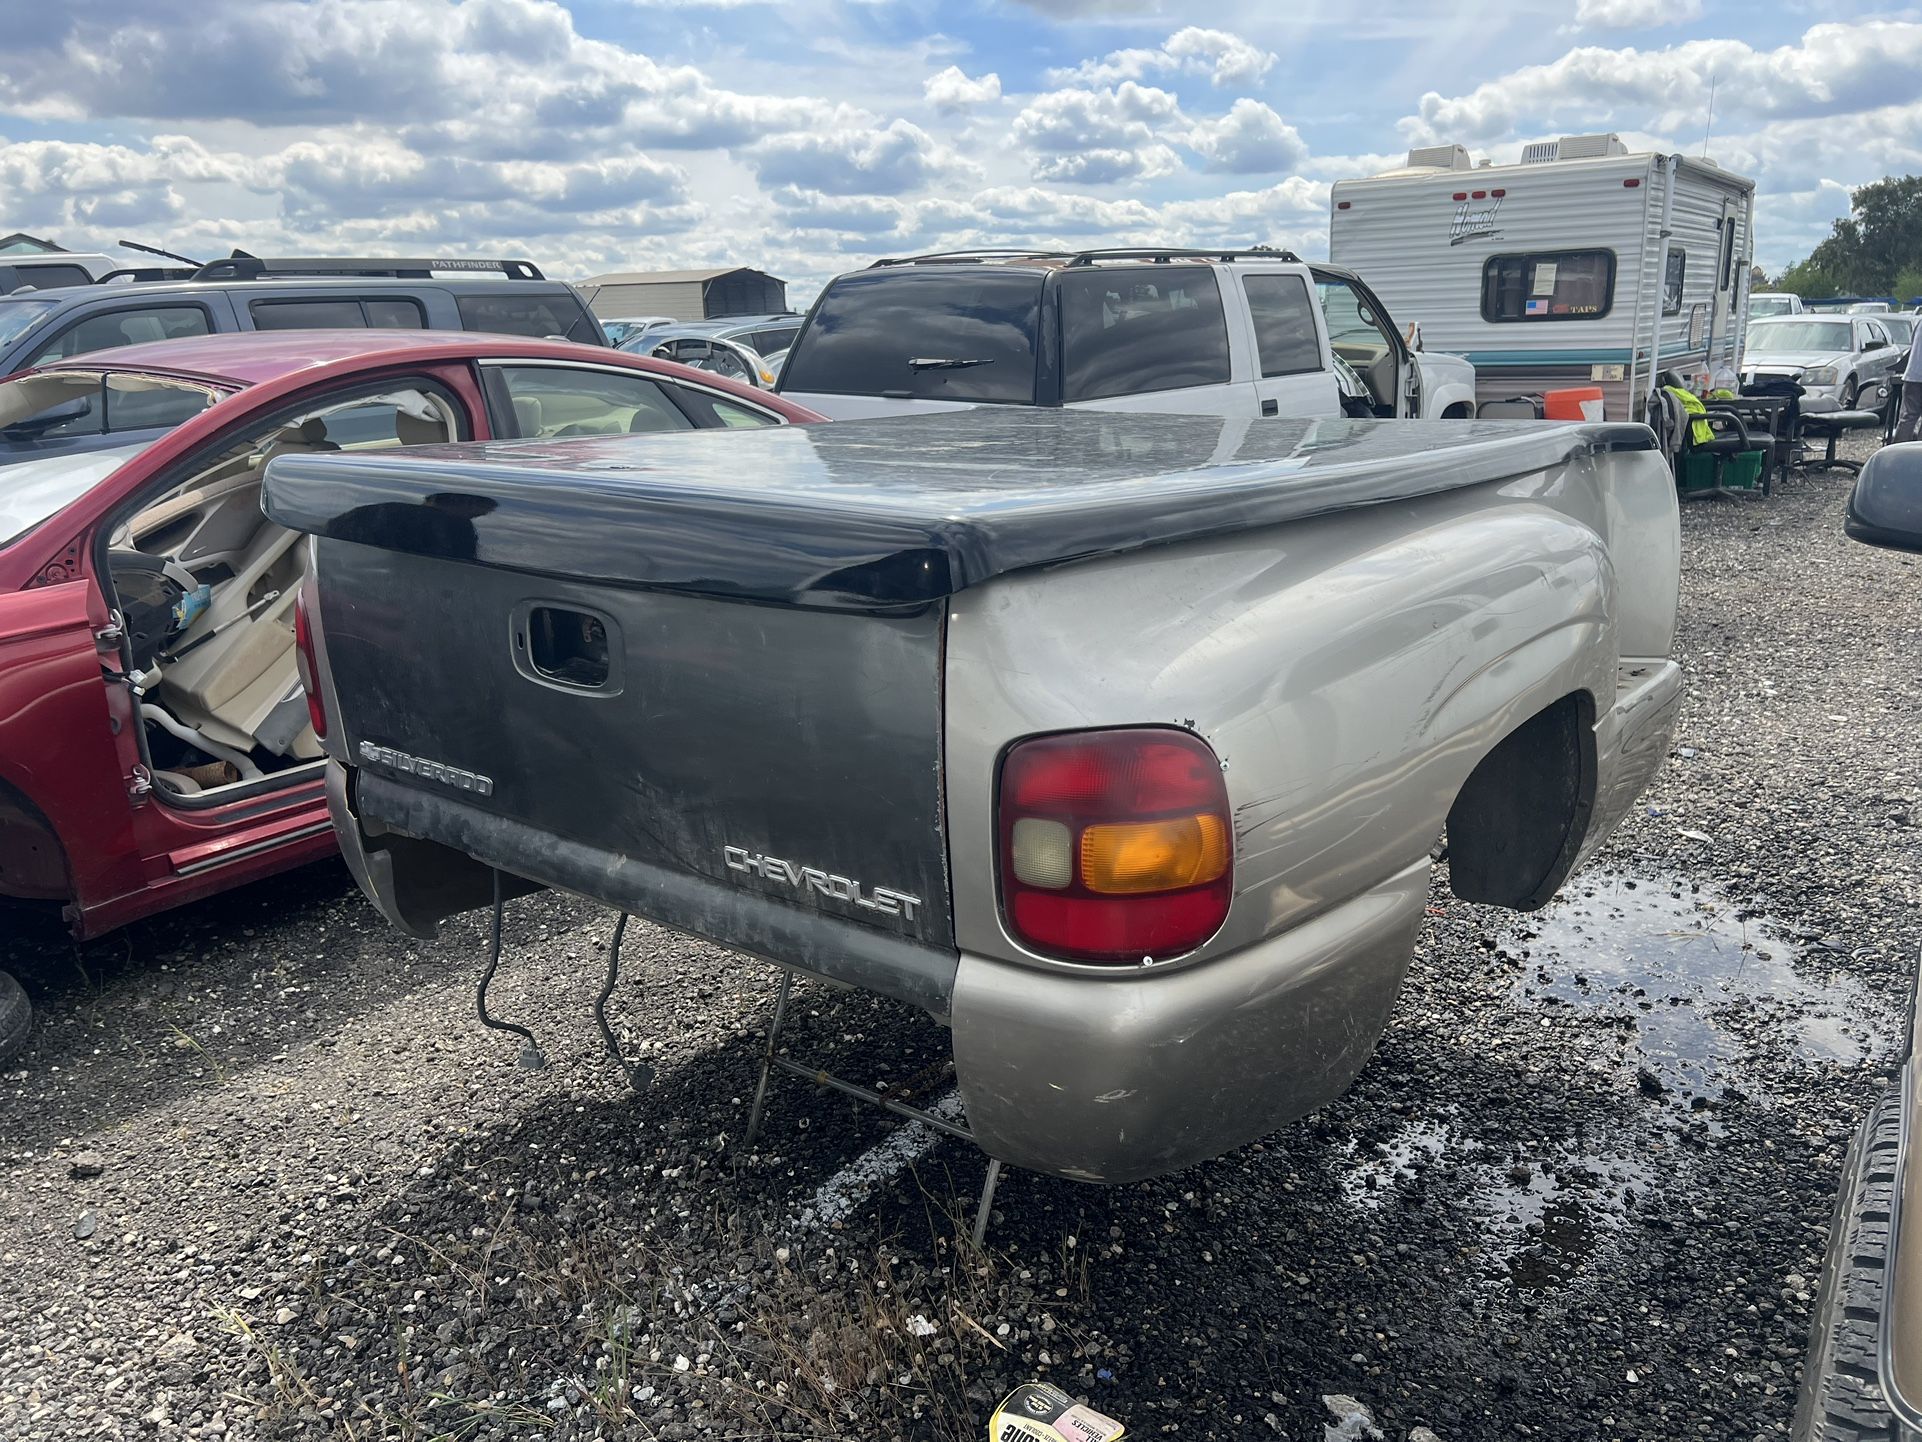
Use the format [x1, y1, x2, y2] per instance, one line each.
[95, 266, 200, 284]
[869, 246, 1305, 269]
[869, 249, 1065, 268]
[1059, 247, 1305, 266]
[187, 255, 547, 282]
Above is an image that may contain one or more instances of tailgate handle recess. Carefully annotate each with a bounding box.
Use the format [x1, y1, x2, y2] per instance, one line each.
[510, 601, 622, 696]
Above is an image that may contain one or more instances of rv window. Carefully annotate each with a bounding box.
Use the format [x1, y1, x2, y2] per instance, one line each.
[1242, 274, 1323, 377]
[1717, 220, 1736, 292]
[1480, 250, 1616, 323]
[1663, 251, 1686, 317]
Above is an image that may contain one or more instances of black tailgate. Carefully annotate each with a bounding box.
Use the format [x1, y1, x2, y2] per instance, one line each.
[311, 538, 953, 980]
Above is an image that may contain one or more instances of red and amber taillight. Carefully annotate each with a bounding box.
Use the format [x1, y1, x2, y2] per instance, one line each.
[997, 728, 1233, 963]
[292, 589, 328, 740]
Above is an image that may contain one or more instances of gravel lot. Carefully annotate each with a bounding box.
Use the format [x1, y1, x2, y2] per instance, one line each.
[3, 436, 1919, 1442]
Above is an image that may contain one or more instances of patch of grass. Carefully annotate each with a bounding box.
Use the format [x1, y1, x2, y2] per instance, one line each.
[164, 1020, 228, 1082]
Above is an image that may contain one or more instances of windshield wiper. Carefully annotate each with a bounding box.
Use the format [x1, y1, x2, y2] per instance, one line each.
[907, 356, 995, 371]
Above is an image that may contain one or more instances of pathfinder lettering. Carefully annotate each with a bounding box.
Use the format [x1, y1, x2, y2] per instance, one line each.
[723, 845, 921, 923]
[358, 742, 495, 797]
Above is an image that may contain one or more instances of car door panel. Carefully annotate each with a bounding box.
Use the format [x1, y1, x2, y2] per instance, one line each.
[1235, 270, 1341, 420]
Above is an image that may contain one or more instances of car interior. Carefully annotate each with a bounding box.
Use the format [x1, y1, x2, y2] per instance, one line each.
[103, 389, 460, 800]
[1318, 283, 1399, 416]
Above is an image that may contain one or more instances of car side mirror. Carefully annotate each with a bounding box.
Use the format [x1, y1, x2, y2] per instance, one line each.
[1846, 443, 1922, 552]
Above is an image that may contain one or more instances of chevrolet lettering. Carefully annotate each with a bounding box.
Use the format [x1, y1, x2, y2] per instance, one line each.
[722, 845, 922, 923]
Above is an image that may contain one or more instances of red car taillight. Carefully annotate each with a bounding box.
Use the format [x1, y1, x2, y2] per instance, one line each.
[292, 590, 328, 741]
[997, 728, 1233, 964]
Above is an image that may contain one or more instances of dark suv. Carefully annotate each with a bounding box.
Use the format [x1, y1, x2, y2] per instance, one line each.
[0, 256, 605, 377]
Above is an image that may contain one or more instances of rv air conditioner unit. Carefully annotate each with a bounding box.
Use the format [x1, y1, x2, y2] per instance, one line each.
[1521, 133, 1629, 164]
[1404, 144, 1473, 171]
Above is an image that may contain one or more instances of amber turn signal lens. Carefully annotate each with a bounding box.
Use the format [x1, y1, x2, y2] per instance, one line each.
[1080, 814, 1228, 895]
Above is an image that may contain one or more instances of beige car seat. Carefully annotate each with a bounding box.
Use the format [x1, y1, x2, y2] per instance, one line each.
[123, 418, 340, 569]
[396, 410, 446, 446]
[148, 412, 449, 765]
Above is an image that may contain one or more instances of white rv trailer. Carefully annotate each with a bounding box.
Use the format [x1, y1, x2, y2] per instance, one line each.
[1328, 135, 1756, 421]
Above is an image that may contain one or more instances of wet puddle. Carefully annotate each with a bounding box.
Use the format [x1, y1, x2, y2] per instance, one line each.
[1477, 1151, 1653, 1292]
[1501, 873, 1884, 1112]
[1337, 1117, 1649, 1293]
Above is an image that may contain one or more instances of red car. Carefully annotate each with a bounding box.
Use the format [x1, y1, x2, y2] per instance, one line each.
[0, 330, 824, 937]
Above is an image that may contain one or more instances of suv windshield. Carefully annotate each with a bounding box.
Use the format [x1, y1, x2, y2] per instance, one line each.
[0, 298, 58, 349]
[781, 269, 1042, 403]
[1747, 321, 1852, 354]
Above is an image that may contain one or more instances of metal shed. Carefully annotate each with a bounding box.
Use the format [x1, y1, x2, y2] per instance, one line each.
[577, 267, 789, 322]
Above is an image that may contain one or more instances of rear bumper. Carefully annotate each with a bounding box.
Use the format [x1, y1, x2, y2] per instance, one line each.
[950, 858, 1429, 1183]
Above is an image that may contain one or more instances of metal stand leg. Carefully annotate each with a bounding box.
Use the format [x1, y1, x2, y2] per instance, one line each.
[475, 868, 544, 1069]
[971, 1158, 1002, 1249]
[744, 970, 793, 1145]
[594, 913, 653, 1092]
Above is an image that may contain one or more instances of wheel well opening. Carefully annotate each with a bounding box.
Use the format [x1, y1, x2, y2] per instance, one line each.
[1442, 401, 1474, 419]
[0, 777, 72, 902]
[1444, 691, 1597, 912]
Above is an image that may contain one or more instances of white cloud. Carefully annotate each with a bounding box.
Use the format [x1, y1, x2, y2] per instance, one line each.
[1051, 26, 1277, 88]
[749, 119, 977, 196]
[1574, 0, 1701, 29]
[924, 65, 1001, 112]
[1401, 21, 1922, 146]
[768, 186, 909, 236]
[1186, 99, 1308, 175]
[1012, 82, 1186, 182]
[1162, 27, 1277, 86]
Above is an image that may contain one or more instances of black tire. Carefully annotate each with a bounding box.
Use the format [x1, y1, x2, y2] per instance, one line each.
[1793, 1088, 1906, 1441]
[1843, 379, 1861, 411]
[0, 970, 29, 1065]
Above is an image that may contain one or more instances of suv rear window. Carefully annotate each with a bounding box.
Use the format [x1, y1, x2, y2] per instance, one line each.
[1060, 265, 1231, 402]
[456, 293, 600, 344]
[781, 269, 1042, 404]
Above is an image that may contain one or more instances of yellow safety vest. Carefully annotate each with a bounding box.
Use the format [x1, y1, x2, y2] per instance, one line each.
[1665, 385, 1713, 447]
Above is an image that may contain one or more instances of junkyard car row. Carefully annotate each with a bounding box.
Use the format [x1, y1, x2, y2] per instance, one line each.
[1, 200, 1919, 1437]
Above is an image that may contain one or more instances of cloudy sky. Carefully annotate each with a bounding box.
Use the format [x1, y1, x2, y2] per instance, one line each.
[4, 0, 1917, 302]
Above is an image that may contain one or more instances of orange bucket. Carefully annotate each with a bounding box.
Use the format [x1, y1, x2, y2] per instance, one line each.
[1543, 386, 1606, 422]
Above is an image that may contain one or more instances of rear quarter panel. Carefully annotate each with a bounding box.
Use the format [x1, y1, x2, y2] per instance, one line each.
[944, 445, 1677, 969]
[0, 580, 138, 904]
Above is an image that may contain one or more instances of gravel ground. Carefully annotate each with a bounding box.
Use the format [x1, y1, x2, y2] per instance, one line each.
[3, 435, 1919, 1442]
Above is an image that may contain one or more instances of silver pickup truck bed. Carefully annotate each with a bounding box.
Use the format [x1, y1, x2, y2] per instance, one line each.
[267, 409, 1682, 1183]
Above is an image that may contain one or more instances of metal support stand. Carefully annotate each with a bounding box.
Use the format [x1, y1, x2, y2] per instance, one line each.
[741, 967, 1005, 1244]
[595, 913, 654, 1092]
[973, 1159, 1002, 1249]
[475, 868, 545, 1069]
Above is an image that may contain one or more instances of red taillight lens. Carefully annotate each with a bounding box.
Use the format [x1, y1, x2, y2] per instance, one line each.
[997, 728, 1232, 963]
[292, 590, 328, 740]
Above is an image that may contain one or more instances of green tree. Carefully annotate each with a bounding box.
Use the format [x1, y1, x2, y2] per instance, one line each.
[1776, 175, 1922, 295]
